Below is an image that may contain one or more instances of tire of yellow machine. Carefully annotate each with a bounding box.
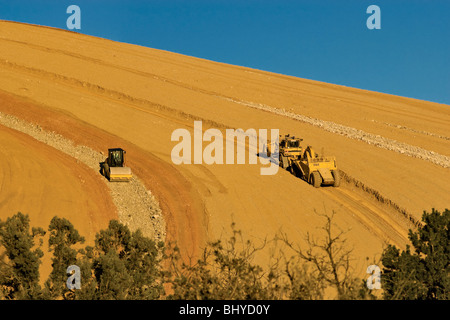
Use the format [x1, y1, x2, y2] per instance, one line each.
[311, 171, 322, 188]
[332, 170, 340, 187]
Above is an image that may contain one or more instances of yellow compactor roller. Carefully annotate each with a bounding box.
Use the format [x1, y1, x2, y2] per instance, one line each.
[100, 148, 132, 182]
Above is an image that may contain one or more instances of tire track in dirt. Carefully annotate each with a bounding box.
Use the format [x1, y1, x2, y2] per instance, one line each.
[339, 170, 419, 228]
[321, 186, 410, 249]
[280, 163, 413, 249]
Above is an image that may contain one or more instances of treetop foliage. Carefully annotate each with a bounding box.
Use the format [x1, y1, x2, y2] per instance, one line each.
[0, 208, 448, 300]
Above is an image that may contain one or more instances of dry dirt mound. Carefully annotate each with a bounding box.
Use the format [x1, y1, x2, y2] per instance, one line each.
[0, 21, 449, 275]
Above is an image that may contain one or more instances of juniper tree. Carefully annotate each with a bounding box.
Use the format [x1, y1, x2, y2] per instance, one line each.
[0, 212, 45, 299]
[381, 208, 450, 300]
[79, 220, 164, 300]
[43, 216, 85, 299]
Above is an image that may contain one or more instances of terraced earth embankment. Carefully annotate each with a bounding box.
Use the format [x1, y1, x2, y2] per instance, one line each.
[0, 21, 449, 276]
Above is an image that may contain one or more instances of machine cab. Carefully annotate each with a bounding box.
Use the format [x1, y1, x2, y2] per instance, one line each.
[108, 148, 126, 167]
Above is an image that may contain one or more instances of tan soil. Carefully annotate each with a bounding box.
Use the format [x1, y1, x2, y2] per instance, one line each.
[0, 21, 449, 279]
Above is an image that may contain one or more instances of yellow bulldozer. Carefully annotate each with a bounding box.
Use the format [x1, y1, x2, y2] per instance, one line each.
[100, 148, 132, 182]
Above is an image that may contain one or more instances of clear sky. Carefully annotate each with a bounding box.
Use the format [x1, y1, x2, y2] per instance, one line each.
[1, 0, 449, 105]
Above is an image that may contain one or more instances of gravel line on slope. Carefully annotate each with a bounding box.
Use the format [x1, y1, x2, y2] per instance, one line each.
[371, 119, 450, 141]
[0, 111, 166, 243]
[224, 98, 450, 168]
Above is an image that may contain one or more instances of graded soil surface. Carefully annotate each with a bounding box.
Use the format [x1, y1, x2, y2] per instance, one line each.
[0, 21, 449, 278]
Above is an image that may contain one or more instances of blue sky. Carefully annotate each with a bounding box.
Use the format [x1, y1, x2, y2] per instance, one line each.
[1, 0, 449, 105]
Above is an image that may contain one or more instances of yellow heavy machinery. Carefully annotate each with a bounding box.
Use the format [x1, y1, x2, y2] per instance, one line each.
[290, 146, 340, 188]
[278, 134, 303, 170]
[267, 134, 304, 169]
[100, 148, 132, 182]
[271, 134, 340, 188]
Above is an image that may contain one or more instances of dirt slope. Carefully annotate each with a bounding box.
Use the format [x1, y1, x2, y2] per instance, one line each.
[0, 123, 117, 281]
[0, 21, 449, 276]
